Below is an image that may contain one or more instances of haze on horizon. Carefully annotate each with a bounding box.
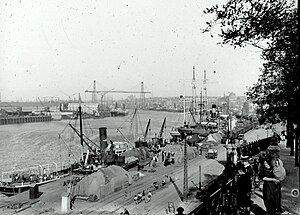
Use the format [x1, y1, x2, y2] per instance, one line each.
[0, 0, 264, 102]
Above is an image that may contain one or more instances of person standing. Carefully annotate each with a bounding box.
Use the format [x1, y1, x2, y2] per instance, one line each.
[162, 150, 165, 162]
[236, 155, 253, 215]
[123, 208, 130, 215]
[133, 195, 138, 204]
[271, 155, 286, 214]
[259, 155, 280, 215]
[146, 191, 152, 203]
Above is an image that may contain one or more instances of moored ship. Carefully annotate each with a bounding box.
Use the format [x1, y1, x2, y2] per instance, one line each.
[0, 164, 63, 196]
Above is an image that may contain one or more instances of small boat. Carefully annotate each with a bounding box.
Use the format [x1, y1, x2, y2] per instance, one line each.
[0, 164, 62, 196]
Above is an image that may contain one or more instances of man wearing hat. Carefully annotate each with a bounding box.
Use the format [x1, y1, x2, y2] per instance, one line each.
[236, 154, 253, 215]
[266, 145, 285, 214]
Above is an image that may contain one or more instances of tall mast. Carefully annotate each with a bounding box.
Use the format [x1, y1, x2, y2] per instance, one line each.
[199, 88, 203, 123]
[192, 66, 196, 115]
[203, 70, 207, 111]
[182, 76, 187, 125]
[79, 93, 84, 155]
[183, 92, 186, 125]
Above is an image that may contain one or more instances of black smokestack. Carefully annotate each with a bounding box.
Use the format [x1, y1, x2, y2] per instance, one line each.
[99, 127, 108, 150]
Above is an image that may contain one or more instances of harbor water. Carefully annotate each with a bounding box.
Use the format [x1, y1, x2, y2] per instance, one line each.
[0, 110, 185, 176]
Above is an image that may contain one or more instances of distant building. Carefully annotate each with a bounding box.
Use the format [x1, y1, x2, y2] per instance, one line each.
[242, 100, 256, 117]
[67, 103, 100, 114]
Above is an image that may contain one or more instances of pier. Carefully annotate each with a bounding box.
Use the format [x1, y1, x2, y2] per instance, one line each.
[0, 116, 52, 125]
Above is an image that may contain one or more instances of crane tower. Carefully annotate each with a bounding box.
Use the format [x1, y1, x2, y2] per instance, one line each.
[140, 81, 145, 109]
[92, 80, 97, 103]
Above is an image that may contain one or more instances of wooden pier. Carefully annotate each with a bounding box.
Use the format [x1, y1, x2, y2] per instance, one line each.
[0, 116, 52, 125]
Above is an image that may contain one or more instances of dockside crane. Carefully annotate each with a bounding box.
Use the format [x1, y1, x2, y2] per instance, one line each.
[85, 81, 151, 108]
[143, 118, 151, 141]
[37, 97, 50, 116]
[170, 176, 184, 201]
[159, 117, 167, 139]
[68, 124, 97, 155]
[152, 117, 167, 146]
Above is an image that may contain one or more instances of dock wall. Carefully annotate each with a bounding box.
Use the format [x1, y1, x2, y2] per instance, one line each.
[0, 116, 52, 125]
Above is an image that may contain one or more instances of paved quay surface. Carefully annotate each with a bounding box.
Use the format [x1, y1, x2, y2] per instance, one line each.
[0, 145, 227, 215]
[2, 126, 298, 215]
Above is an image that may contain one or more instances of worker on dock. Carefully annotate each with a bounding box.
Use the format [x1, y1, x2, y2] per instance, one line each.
[123, 208, 130, 215]
[137, 192, 142, 203]
[142, 190, 146, 201]
[133, 195, 138, 204]
[145, 191, 152, 203]
[162, 150, 165, 162]
[171, 152, 175, 164]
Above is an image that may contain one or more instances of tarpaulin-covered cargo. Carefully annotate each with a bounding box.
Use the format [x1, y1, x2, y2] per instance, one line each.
[204, 132, 223, 145]
[122, 146, 152, 166]
[74, 165, 132, 199]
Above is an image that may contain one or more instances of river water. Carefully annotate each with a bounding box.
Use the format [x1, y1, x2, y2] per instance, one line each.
[0, 110, 185, 176]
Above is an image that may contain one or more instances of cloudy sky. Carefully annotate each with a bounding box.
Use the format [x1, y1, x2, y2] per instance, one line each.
[0, 0, 263, 101]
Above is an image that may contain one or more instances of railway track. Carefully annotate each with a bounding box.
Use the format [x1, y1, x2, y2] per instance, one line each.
[74, 155, 207, 214]
[74, 148, 226, 215]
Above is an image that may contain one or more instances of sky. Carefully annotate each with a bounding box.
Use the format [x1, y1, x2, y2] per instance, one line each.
[0, 0, 264, 102]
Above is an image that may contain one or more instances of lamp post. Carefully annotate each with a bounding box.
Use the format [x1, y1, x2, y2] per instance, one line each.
[180, 95, 186, 126]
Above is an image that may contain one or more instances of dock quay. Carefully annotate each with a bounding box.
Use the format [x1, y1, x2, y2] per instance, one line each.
[0, 115, 52, 125]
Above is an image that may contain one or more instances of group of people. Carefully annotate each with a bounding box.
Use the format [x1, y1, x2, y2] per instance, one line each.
[132, 177, 168, 205]
[161, 150, 175, 165]
[235, 144, 285, 215]
[259, 147, 286, 215]
[9, 168, 55, 184]
[133, 190, 152, 204]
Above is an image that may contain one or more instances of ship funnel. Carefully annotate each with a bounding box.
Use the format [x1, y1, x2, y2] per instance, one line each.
[99, 127, 108, 149]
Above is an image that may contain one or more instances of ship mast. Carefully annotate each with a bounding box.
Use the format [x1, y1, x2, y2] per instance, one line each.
[199, 88, 203, 123]
[78, 93, 84, 158]
[203, 70, 208, 111]
[191, 66, 196, 115]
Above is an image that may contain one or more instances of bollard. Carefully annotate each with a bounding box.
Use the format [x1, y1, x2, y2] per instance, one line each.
[61, 192, 70, 213]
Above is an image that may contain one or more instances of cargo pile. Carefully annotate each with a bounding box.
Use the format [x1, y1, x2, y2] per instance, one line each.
[73, 165, 132, 199]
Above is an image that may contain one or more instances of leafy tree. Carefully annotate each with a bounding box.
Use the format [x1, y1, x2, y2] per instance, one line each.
[203, 0, 298, 155]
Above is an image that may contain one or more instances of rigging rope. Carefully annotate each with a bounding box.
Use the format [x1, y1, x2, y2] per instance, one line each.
[58, 114, 76, 136]
[58, 134, 79, 163]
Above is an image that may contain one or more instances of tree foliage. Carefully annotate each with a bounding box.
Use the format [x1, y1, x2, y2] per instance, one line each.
[204, 0, 298, 124]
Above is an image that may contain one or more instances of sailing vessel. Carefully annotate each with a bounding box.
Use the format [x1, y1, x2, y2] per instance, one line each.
[169, 68, 220, 145]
